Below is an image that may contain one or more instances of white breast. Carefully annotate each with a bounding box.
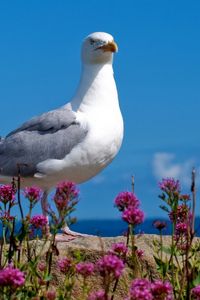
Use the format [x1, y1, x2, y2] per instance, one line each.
[35, 63, 124, 185]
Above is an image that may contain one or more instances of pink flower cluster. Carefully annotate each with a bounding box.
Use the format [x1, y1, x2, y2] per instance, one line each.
[128, 278, 152, 300]
[169, 204, 191, 223]
[30, 215, 48, 229]
[0, 264, 25, 287]
[110, 242, 128, 257]
[153, 220, 167, 231]
[159, 178, 180, 194]
[175, 222, 188, 235]
[53, 181, 79, 212]
[45, 290, 56, 300]
[191, 285, 200, 299]
[135, 249, 144, 259]
[75, 262, 94, 277]
[151, 280, 173, 300]
[57, 257, 72, 273]
[24, 186, 42, 203]
[0, 212, 15, 222]
[115, 192, 139, 211]
[97, 254, 124, 279]
[171, 205, 191, 240]
[114, 191, 144, 227]
[87, 290, 107, 300]
[127, 278, 173, 300]
[0, 184, 16, 205]
[122, 207, 144, 226]
[179, 194, 190, 201]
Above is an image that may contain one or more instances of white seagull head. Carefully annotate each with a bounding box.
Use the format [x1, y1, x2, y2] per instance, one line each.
[81, 32, 118, 65]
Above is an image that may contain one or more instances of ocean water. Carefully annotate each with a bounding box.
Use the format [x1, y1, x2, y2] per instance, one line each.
[71, 218, 200, 237]
[1, 218, 200, 237]
[71, 219, 171, 237]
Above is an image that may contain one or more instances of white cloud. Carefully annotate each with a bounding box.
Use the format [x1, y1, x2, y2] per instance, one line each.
[152, 152, 195, 187]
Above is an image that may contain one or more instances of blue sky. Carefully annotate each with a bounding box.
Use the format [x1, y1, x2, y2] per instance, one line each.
[0, 0, 200, 220]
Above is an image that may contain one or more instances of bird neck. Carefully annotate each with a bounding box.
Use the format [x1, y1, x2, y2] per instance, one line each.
[69, 62, 118, 112]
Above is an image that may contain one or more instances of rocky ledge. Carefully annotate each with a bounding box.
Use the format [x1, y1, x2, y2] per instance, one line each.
[33, 234, 170, 299]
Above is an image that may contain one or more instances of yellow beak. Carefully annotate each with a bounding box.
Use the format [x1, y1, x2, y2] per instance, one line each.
[99, 41, 118, 53]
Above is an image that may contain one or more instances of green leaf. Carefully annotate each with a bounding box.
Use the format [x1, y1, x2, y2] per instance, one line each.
[159, 205, 170, 213]
[193, 273, 200, 286]
[153, 255, 168, 276]
[161, 246, 172, 255]
[43, 274, 52, 282]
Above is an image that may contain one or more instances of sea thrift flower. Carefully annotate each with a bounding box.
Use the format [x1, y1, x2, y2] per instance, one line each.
[122, 207, 144, 226]
[46, 290, 56, 300]
[0, 264, 25, 287]
[30, 215, 48, 229]
[175, 222, 188, 236]
[169, 204, 191, 223]
[38, 262, 46, 272]
[129, 278, 152, 300]
[179, 194, 190, 201]
[153, 220, 167, 231]
[57, 257, 72, 273]
[53, 181, 79, 211]
[110, 242, 128, 257]
[0, 184, 16, 205]
[159, 178, 180, 194]
[24, 186, 42, 204]
[114, 191, 139, 211]
[87, 290, 107, 300]
[97, 254, 124, 279]
[0, 212, 15, 222]
[191, 285, 200, 299]
[75, 262, 94, 277]
[151, 280, 173, 300]
[136, 249, 144, 259]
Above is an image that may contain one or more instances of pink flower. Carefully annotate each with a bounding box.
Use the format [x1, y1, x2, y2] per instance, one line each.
[0, 184, 16, 205]
[97, 254, 124, 279]
[136, 249, 144, 259]
[169, 204, 191, 223]
[159, 178, 180, 194]
[179, 194, 190, 201]
[110, 242, 128, 257]
[191, 285, 200, 299]
[38, 262, 46, 272]
[53, 181, 79, 212]
[0, 264, 25, 287]
[175, 222, 188, 236]
[153, 220, 167, 231]
[128, 279, 173, 300]
[75, 262, 94, 277]
[24, 186, 42, 203]
[122, 207, 144, 226]
[30, 215, 48, 229]
[87, 290, 107, 300]
[129, 278, 152, 300]
[114, 192, 139, 211]
[46, 290, 56, 300]
[151, 280, 173, 300]
[57, 257, 72, 273]
[0, 212, 15, 222]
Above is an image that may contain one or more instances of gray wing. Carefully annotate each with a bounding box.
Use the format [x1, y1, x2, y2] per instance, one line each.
[7, 108, 76, 136]
[0, 107, 88, 177]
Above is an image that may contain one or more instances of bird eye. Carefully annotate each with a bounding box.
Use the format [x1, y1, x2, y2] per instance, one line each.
[90, 39, 96, 45]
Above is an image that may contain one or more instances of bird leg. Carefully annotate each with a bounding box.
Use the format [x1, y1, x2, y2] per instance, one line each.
[41, 190, 89, 241]
[41, 190, 51, 237]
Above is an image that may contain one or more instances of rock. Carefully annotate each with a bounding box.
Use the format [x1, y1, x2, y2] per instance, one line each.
[34, 234, 168, 299]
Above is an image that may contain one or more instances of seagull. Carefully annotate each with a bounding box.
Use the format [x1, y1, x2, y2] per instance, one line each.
[0, 32, 124, 239]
